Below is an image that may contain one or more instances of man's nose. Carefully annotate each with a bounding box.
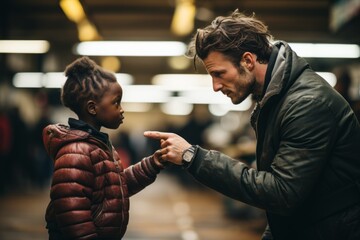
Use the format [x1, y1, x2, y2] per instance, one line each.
[212, 78, 222, 92]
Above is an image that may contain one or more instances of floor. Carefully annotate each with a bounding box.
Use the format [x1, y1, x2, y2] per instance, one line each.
[0, 173, 266, 240]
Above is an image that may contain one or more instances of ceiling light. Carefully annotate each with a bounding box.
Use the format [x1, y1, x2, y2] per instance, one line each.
[74, 41, 187, 56]
[288, 43, 360, 58]
[43, 72, 66, 88]
[167, 56, 191, 70]
[59, 0, 86, 23]
[208, 97, 253, 116]
[114, 73, 134, 85]
[13, 73, 43, 88]
[77, 19, 101, 41]
[317, 72, 337, 87]
[102, 56, 121, 72]
[13, 72, 133, 88]
[121, 85, 171, 103]
[178, 88, 226, 104]
[160, 100, 194, 115]
[0, 40, 50, 54]
[152, 74, 211, 90]
[171, 0, 196, 36]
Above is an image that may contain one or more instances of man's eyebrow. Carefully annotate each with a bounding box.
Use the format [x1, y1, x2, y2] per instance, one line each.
[209, 69, 224, 74]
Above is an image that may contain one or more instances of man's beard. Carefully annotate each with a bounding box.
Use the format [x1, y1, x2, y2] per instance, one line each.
[250, 79, 263, 102]
[251, 93, 262, 102]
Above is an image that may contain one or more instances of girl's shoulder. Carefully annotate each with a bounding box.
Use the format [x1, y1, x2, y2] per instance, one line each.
[43, 124, 93, 159]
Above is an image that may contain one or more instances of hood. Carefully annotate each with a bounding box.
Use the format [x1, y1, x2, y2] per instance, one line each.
[42, 124, 90, 160]
[260, 41, 309, 107]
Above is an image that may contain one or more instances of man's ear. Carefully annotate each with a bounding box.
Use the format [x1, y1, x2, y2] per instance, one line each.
[241, 52, 255, 70]
[87, 100, 97, 116]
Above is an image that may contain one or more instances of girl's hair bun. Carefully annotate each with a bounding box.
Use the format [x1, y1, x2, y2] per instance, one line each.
[64, 56, 97, 79]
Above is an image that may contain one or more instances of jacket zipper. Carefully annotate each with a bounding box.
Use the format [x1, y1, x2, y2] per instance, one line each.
[109, 150, 126, 235]
[98, 139, 126, 235]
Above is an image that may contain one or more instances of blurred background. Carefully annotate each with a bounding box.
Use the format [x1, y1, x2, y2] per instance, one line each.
[0, 0, 359, 239]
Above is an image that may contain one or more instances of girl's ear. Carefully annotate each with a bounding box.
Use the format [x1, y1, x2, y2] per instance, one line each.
[87, 100, 97, 116]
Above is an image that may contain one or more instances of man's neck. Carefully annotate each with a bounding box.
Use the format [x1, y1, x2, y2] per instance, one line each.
[255, 45, 279, 102]
[253, 62, 268, 101]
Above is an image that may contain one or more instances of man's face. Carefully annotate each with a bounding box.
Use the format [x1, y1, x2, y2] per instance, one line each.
[203, 51, 256, 104]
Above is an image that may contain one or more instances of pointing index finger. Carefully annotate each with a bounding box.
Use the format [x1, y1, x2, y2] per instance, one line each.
[143, 131, 170, 140]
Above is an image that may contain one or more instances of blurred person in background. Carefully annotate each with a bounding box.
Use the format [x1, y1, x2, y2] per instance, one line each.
[28, 93, 54, 189]
[0, 106, 30, 194]
[43, 57, 165, 239]
[334, 68, 360, 122]
[145, 9, 360, 240]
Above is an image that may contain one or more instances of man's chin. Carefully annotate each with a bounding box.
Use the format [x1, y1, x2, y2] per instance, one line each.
[231, 98, 242, 105]
[231, 96, 248, 105]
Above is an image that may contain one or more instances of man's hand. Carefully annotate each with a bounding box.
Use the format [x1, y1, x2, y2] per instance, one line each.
[144, 131, 191, 165]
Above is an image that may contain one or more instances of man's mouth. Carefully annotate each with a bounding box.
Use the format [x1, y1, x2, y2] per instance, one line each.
[223, 91, 231, 97]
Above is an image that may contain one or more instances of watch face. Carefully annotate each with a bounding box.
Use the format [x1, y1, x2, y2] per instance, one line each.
[183, 150, 194, 162]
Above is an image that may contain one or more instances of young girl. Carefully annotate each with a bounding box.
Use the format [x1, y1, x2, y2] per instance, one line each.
[43, 57, 164, 239]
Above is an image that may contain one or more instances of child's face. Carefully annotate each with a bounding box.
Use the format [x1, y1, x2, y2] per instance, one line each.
[95, 82, 124, 129]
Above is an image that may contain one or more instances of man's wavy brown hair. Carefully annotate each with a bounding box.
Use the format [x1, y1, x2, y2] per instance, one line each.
[186, 9, 273, 68]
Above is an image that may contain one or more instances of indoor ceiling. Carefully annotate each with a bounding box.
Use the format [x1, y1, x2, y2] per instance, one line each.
[1, 0, 360, 85]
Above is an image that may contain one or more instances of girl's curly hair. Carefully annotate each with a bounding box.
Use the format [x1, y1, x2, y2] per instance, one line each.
[61, 57, 117, 115]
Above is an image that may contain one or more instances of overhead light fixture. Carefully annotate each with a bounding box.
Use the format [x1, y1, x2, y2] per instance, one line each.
[59, 0, 86, 23]
[102, 56, 121, 72]
[60, 0, 100, 41]
[153, 72, 336, 90]
[317, 72, 337, 87]
[171, 0, 196, 36]
[0, 40, 50, 54]
[208, 97, 253, 116]
[13, 70, 336, 113]
[77, 18, 101, 41]
[167, 56, 191, 70]
[288, 43, 360, 58]
[121, 85, 171, 103]
[160, 100, 194, 116]
[13, 72, 44, 88]
[74, 41, 187, 56]
[179, 88, 232, 104]
[152, 74, 211, 90]
[13, 72, 133, 88]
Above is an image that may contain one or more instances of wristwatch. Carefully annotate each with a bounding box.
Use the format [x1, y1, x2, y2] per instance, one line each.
[182, 145, 197, 169]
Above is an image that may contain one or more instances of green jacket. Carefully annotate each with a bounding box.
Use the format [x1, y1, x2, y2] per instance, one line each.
[188, 41, 360, 239]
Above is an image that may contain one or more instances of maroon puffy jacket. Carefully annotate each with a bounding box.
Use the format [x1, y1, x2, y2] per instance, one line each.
[43, 124, 163, 239]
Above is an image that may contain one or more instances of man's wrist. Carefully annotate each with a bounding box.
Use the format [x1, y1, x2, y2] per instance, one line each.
[181, 145, 198, 169]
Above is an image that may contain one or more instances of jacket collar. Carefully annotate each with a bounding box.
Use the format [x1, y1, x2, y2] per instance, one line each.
[258, 41, 309, 108]
[261, 44, 279, 98]
[250, 41, 310, 130]
[68, 118, 111, 148]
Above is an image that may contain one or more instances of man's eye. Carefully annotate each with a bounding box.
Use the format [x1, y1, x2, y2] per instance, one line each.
[213, 72, 221, 78]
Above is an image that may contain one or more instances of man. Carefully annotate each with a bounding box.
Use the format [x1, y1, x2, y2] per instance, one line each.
[144, 9, 360, 240]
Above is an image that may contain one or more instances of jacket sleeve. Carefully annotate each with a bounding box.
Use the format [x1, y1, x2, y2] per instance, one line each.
[123, 155, 163, 196]
[188, 96, 337, 215]
[50, 143, 98, 239]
